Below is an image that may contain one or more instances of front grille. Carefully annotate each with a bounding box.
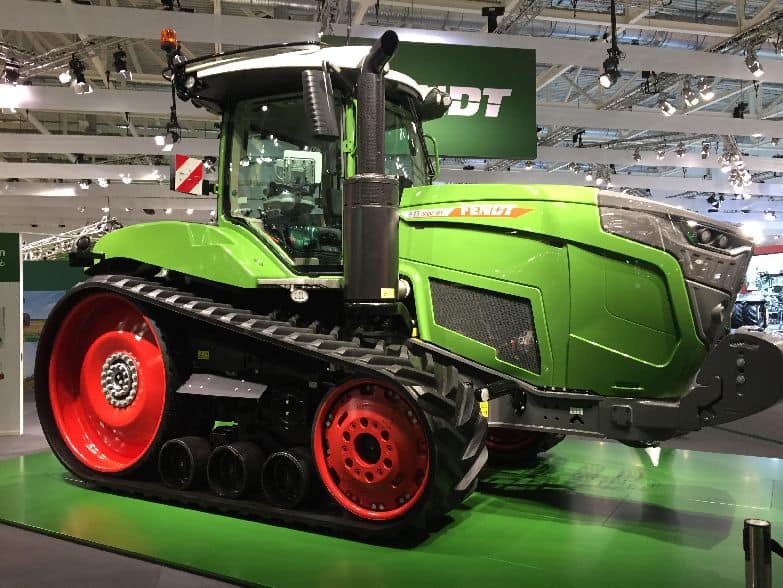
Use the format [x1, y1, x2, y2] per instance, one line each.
[430, 279, 541, 373]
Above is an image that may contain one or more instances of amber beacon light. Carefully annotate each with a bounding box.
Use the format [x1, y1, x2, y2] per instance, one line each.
[160, 28, 178, 53]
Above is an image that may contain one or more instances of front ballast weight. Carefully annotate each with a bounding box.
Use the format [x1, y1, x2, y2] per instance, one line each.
[480, 328, 783, 443]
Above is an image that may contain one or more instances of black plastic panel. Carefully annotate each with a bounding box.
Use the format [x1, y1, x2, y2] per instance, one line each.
[430, 279, 541, 374]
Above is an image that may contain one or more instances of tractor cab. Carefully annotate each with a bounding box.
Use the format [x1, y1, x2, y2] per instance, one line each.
[172, 38, 448, 272]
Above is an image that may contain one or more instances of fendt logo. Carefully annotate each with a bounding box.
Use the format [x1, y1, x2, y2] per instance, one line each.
[434, 86, 513, 118]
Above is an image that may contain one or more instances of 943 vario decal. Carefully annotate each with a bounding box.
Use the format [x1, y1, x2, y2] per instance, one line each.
[401, 204, 532, 219]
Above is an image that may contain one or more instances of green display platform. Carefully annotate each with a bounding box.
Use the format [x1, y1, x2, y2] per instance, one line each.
[1, 439, 780, 587]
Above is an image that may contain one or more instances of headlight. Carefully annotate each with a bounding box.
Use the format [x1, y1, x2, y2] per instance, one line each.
[598, 192, 752, 294]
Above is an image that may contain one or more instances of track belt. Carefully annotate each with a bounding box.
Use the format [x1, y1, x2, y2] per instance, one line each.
[41, 274, 488, 540]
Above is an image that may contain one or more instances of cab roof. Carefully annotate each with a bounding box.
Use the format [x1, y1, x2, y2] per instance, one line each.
[185, 43, 428, 106]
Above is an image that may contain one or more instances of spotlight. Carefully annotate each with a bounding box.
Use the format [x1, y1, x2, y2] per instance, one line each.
[120, 174, 132, 185]
[113, 48, 132, 82]
[656, 146, 666, 160]
[745, 47, 764, 78]
[58, 69, 72, 85]
[524, 160, 533, 170]
[185, 208, 194, 215]
[682, 79, 700, 107]
[164, 207, 173, 215]
[78, 179, 91, 190]
[599, 54, 620, 89]
[633, 147, 641, 163]
[697, 77, 715, 101]
[658, 95, 677, 116]
[675, 142, 686, 157]
[765, 211, 777, 221]
[101, 206, 110, 213]
[96, 177, 109, 188]
[2, 62, 20, 85]
[585, 169, 594, 182]
[68, 55, 91, 95]
[706, 193, 725, 213]
[701, 142, 710, 159]
[154, 120, 180, 150]
[596, 176, 604, 186]
[740, 221, 764, 243]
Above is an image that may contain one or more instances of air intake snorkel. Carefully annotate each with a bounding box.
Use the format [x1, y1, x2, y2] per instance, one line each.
[343, 31, 401, 312]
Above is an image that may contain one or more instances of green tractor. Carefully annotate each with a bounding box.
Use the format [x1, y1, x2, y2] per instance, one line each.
[35, 29, 783, 537]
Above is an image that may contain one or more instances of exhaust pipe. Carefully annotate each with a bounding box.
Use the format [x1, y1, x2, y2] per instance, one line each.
[343, 30, 400, 310]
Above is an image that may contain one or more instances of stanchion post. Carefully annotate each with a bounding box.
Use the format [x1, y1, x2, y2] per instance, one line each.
[744, 518, 772, 588]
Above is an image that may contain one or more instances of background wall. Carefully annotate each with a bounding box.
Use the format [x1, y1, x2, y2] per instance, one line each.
[0, 234, 22, 435]
[22, 261, 84, 379]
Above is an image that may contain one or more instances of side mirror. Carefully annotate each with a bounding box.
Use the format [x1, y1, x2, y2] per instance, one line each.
[420, 88, 452, 122]
[302, 67, 340, 140]
[424, 134, 440, 179]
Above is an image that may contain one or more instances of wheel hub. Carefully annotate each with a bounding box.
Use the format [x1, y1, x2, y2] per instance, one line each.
[100, 352, 139, 408]
[314, 380, 431, 520]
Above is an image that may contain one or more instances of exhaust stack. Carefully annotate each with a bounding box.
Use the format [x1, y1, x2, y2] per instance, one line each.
[343, 30, 400, 310]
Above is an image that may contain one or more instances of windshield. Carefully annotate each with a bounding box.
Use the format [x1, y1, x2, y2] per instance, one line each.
[226, 93, 343, 270]
[385, 100, 429, 187]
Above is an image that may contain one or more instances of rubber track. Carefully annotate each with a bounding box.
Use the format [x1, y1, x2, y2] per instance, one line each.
[43, 274, 488, 540]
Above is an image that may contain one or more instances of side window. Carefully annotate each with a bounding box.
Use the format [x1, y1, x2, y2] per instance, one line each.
[228, 95, 343, 269]
[384, 103, 428, 186]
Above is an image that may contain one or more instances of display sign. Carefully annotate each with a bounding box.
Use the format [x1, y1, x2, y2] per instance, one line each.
[332, 37, 537, 159]
[171, 154, 205, 196]
[393, 43, 536, 159]
[0, 233, 23, 435]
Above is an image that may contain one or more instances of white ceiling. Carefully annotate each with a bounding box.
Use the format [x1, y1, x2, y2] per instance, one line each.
[3, 0, 783, 244]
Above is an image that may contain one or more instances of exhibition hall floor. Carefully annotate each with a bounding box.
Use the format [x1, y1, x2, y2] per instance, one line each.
[2, 402, 783, 587]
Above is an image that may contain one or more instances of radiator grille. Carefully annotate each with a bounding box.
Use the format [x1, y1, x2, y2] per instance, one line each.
[430, 279, 541, 374]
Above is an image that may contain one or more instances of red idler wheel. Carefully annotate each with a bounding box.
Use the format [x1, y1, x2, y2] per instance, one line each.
[48, 292, 168, 473]
[486, 426, 564, 465]
[312, 378, 430, 521]
[486, 426, 539, 452]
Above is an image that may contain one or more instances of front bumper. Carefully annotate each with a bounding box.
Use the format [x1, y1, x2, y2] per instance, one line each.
[486, 328, 783, 442]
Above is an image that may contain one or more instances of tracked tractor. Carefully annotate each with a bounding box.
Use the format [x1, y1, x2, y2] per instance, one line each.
[35, 29, 783, 537]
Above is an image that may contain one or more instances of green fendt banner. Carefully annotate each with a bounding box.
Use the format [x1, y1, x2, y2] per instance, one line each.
[333, 38, 537, 159]
[393, 43, 536, 159]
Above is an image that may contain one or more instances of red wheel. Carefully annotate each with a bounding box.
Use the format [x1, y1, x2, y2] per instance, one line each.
[48, 292, 168, 473]
[486, 427, 539, 452]
[312, 379, 430, 521]
[486, 427, 563, 465]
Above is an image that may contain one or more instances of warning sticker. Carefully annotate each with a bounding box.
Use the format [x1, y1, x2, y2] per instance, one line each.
[380, 287, 396, 299]
[401, 204, 532, 220]
[479, 401, 489, 418]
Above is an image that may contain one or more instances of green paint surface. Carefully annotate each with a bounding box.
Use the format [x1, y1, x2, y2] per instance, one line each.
[0, 440, 778, 587]
[398, 184, 704, 398]
[94, 221, 294, 288]
[0, 233, 20, 283]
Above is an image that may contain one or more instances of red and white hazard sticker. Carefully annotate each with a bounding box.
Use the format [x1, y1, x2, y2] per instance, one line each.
[401, 204, 532, 219]
[173, 154, 204, 195]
